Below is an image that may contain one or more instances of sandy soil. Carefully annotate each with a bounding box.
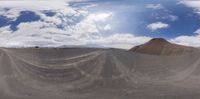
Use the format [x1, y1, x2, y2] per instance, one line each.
[0, 47, 200, 99]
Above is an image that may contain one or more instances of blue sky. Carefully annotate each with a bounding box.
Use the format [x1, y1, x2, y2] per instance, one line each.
[0, 0, 200, 49]
[80, 0, 200, 38]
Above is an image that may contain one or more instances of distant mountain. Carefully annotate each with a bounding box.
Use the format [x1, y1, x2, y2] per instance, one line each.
[129, 38, 198, 55]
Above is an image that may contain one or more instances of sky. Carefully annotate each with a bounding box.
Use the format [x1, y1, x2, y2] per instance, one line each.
[0, 0, 200, 49]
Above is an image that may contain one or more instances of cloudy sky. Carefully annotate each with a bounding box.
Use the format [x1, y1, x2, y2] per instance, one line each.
[0, 0, 200, 49]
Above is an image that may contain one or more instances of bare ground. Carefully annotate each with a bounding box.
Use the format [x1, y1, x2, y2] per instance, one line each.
[0, 48, 200, 99]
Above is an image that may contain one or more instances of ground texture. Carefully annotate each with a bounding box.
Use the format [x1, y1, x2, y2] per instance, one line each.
[0, 48, 200, 99]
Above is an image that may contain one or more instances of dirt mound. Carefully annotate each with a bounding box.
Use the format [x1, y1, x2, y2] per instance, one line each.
[130, 38, 197, 55]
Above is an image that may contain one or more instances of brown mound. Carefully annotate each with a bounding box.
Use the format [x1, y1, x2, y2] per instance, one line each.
[130, 38, 197, 55]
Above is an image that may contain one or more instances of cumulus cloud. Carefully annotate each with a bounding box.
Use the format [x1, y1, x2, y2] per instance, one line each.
[171, 28, 200, 47]
[146, 3, 179, 22]
[145, 4, 164, 10]
[171, 35, 200, 47]
[170, 0, 200, 48]
[0, 1, 88, 47]
[147, 22, 169, 31]
[179, 0, 200, 15]
[103, 24, 112, 31]
[195, 28, 200, 34]
[155, 15, 178, 22]
[0, 0, 149, 49]
[0, 1, 78, 20]
[168, 15, 179, 21]
[88, 33, 151, 49]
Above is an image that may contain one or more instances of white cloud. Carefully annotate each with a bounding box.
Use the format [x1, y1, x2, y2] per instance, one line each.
[0, 1, 150, 49]
[145, 4, 164, 10]
[103, 24, 112, 31]
[146, 3, 178, 22]
[0, 11, 113, 47]
[171, 35, 200, 47]
[179, 0, 200, 16]
[156, 15, 178, 21]
[195, 28, 200, 34]
[0, 1, 78, 20]
[171, 0, 200, 48]
[88, 33, 151, 49]
[87, 13, 113, 22]
[0, 21, 79, 47]
[0, 1, 90, 47]
[171, 28, 200, 47]
[168, 15, 178, 21]
[147, 22, 169, 31]
[67, 12, 113, 40]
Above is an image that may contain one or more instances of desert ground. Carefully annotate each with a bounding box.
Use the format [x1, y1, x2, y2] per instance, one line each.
[0, 39, 200, 99]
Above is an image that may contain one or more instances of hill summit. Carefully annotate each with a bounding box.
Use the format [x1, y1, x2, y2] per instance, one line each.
[130, 38, 196, 55]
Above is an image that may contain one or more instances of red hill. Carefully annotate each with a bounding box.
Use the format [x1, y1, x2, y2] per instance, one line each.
[129, 38, 197, 55]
